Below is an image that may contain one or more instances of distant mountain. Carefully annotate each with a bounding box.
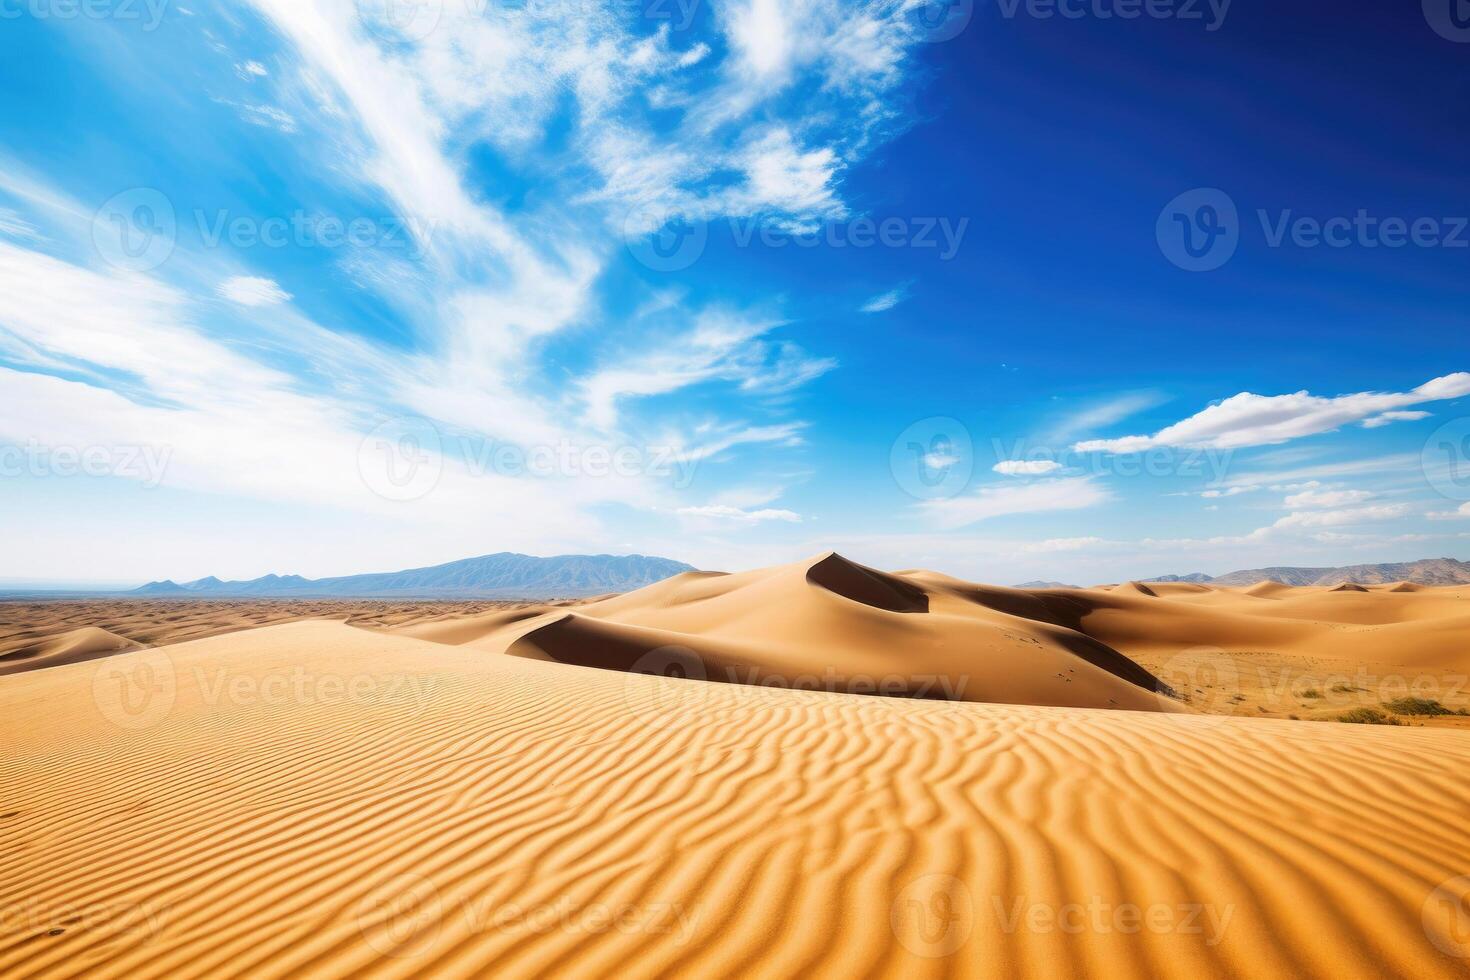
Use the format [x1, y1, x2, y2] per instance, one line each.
[1135, 557, 1470, 588]
[130, 553, 696, 599]
[1014, 580, 1082, 590]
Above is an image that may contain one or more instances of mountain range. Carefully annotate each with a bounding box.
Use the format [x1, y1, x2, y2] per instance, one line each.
[132, 553, 695, 600]
[1140, 557, 1470, 587]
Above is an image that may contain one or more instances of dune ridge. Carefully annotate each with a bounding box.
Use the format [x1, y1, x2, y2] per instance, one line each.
[399, 554, 1172, 712]
[1, 621, 1468, 978]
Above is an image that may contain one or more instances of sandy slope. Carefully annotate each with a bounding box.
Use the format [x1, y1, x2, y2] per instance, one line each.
[382, 553, 1470, 720]
[2, 620, 1468, 979]
[390, 554, 1171, 712]
[0, 627, 142, 676]
[0, 599, 545, 675]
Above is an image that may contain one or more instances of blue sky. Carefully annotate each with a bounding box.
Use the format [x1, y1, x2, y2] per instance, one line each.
[2, 0, 1469, 587]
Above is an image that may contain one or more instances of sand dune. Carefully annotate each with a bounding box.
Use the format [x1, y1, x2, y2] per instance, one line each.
[375, 554, 1470, 721]
[0, 599, 542, 671]
[389, 553, 1171, 712]
[0, 626, 141, 676]
[1, 621, 1467, 978]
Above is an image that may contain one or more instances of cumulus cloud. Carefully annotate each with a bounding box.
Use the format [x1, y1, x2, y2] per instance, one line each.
[1075, 374, 1470, 453]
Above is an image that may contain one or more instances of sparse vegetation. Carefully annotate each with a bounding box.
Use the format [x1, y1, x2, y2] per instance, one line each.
[1382, 697, 1469, 717]
[1336, 708, 1403, 726]
[1330, 683, 1366, 694]
[1299, 688, 1322, 699]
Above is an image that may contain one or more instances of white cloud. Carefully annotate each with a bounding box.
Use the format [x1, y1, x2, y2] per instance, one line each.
[1428, 502, 1470, 520]
[918, 477, 1110, 530]
[732, 128, 845, 228]
[218, 275, 292, 307]
[677, 504, 802, 523]
[1361, 410, 1430, 428]
[993, 460, 1063, 476]
[1042, 390, 1167, 444]
[1075, 374, 1470, 453]
[1282, 488, 1374, 509]
[236, 60, 269, 78]
[1020, 536, 1110, 553]
[860, 284, 909, 314]
[1200, 485, 1258, 499]
[1271, 504, 1412, 530]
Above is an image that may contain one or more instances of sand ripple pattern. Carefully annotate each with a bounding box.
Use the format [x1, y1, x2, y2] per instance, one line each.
[1, 621, 1468, 979]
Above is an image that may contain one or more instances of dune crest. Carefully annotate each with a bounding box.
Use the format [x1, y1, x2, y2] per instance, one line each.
[0, 626, 141, 676]
[403, 553, 1170, 711]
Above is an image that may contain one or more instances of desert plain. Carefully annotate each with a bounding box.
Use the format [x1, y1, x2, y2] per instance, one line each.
[3, 554, 1469, 978]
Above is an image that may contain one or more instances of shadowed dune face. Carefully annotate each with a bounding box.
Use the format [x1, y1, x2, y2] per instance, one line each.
[0, 626, 141, 676]
[2, 622, 1469, 979]
[376, 555, 1470, 721]
[420, 554, 1173, 712]
[804, 552, 930, 613]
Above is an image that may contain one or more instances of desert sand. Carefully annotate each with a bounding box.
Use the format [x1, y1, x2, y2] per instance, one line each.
[3, 554, 1469, 977]
[0, 599, 549, 677]
[387, 554, 1470, 724]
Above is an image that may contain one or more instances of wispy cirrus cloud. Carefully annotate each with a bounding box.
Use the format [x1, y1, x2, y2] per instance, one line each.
[859, 282, 911, 313]
[917, 477, 1110, 530]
